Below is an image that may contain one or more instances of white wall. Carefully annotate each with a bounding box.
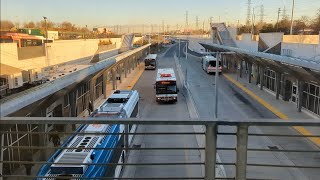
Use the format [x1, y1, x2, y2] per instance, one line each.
[281, 43, 320, 62]
[259, 33, 284, 48]
[235, 34, 258, 51]
[1, 39, 119, 71]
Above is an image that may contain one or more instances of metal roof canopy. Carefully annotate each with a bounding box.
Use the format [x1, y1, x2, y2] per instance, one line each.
[200, 43, 320, 84]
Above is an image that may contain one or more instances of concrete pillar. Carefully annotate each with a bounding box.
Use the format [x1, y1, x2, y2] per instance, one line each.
[276, 72, 281, 100]
[248, 63, 252, 83]
[236, 125, 249, 180]
[112, 69, 116, 90]
[103, 71, 108, 99]
[205, 124, 217, 180]
[298, 80, 304, 112]
[259, 67, 264, 90]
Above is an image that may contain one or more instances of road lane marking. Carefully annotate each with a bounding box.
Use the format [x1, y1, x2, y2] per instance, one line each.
[223, 73, 320, 147]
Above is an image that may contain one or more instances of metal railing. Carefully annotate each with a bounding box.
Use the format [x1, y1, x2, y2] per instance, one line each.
[0, 117, 320, 180]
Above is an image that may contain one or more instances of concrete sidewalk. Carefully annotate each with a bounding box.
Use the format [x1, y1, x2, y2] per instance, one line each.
[187, 39, 320, 147]
[224, 73, 320, 147]
[7, 62, 145, 179]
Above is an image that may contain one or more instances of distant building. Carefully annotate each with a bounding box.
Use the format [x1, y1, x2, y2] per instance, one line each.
[93, 27, 112, 34]
[18, 28, 43, 36]
[47, 31, 59, 40]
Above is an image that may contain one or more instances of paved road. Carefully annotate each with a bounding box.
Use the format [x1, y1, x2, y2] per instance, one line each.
[177, 42, 320, 180]
[121, 45, 203, 179]
[121, 43, 320, 180]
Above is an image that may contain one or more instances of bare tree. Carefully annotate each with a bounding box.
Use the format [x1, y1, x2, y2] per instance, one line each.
[0, 20, 15, 30]
[24, 21, 36, 28]
[310, 9, 320, 34]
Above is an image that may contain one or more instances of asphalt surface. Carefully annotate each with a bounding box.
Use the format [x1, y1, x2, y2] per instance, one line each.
[121, 45, 203, 179]
[121, 43, 320, 180]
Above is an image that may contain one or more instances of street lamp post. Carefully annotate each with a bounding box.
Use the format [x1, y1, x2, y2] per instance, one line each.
[290, 0, 295, 35]
[43, 16, 49, 67]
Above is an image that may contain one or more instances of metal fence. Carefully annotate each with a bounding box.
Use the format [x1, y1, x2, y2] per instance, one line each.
[0, 117, 320, 180]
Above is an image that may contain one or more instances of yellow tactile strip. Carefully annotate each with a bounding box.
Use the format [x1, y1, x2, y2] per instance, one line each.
[223, 73, 320, 147]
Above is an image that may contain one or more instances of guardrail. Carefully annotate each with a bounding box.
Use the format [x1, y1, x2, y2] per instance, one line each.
[1, 117, 320, 180]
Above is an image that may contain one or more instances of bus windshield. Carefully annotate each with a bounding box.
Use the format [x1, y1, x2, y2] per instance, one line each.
[156, 82, 177, 94]
[145, 59, 156, 66]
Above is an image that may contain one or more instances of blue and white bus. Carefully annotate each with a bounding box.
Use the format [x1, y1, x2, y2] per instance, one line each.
[37, 90, 139, 179]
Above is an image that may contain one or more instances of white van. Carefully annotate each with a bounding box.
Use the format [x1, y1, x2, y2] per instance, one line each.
[201, 55, 222, 74]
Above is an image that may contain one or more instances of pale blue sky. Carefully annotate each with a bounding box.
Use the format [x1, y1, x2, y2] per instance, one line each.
[1, 0, 319, 29]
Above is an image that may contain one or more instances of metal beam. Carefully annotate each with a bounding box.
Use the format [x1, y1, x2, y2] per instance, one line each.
[200, 43, 320, 71]
[302, 67, 320, 84]
[2, 117, 320, 126]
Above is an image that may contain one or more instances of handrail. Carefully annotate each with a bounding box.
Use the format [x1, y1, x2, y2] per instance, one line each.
[1, 117, 320, 180]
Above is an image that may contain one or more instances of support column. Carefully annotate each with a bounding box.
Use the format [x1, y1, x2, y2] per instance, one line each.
[103, 71, 108, 99]
[128, 59, 132, 74]
[0, 133, 3, 180]
[118, 66, 122, 84]
[236, 125, 248, 180]
[123, 61, 128, 78]
[205, 123, 217, 180]
[256, 65, 260, 85]
[38, 124, 47, 161]
[112, 69, 116, 90]
[90, 79, 95, 110]
[281, 74, 286, 99]
[248, 63, 252, 83]
[298, 80, 304, 112]
[276, 72, 281, 100]
[239, 60, 243, 78]
[259, 67, 264, 90]
[131, 57, 135, 70]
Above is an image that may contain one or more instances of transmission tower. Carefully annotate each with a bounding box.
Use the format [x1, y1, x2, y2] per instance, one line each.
[185, 11, 189, 30]
[260, 5, 265, 24]
[246, 0, 252, 26]
[196, 16, 199, 30]
[282, 6, 288, 20]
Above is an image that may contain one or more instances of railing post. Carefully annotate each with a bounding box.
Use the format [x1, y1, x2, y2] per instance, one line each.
[236, 124, 248, 180]
[124, 124, 129, 159]
[0, 132, 3, 180]
[205, 123, 217, 180]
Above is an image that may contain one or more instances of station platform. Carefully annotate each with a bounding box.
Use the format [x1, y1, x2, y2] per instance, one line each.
[187, 40, 320, 148]
[7, 62, 145, 178]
